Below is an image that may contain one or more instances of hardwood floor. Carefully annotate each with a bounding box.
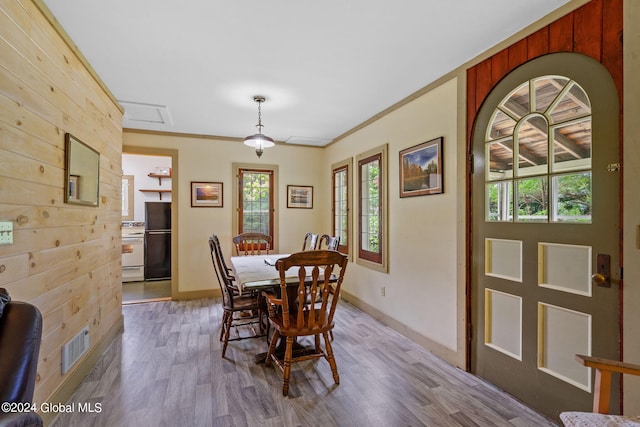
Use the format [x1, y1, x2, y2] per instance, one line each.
[50, 298, 557, 426]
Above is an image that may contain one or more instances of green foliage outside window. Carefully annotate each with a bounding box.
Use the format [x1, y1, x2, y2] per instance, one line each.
[242, 171, 270, 234]
[362, 160, 380, 253]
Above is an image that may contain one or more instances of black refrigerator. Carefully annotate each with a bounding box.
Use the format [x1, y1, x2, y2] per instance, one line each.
[145, 202, 171, 280]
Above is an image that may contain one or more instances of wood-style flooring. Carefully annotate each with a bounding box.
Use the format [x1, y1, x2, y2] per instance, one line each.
[50, 298, 557, 426]
[122, 280, 171, 304]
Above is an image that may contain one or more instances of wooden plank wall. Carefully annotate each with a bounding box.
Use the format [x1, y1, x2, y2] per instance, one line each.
[0, 0, 123, 403]
[466, 0, 623, 145]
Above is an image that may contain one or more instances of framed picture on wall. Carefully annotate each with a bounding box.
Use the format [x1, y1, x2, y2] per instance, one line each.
[191, 181, 223, 207]
[399, 137, 444, 197]
[287, 185, 313, 209]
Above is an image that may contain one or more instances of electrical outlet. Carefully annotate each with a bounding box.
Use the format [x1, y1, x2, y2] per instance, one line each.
[0, 222, 13, 245]
[381, 286, 385, 296]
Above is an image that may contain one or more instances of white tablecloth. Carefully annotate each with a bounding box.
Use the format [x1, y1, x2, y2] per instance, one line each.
[230, 254, 292, 294]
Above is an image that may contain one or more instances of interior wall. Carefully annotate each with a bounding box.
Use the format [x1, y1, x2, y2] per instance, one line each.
[123, 131, 326, 296]
[122, 153, 173, 222]
[623, 0, 640, 414]
[0, 0, 123, 405]
[324, 78, 464, 366]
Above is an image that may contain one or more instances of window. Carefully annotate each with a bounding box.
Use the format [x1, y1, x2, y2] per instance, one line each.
[237, 167, 274, 247]
[332, 159, 352, 256]
[486, 76, 592, 223]
[356, 145, 388, 272]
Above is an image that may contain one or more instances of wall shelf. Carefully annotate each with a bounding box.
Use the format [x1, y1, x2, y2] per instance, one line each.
[148, 173, 171, 186]
[139, 189, 171, 200]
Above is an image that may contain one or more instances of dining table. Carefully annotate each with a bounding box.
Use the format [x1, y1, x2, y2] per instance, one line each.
[229, 253, 292, 295]
[229, 253, 336, 363]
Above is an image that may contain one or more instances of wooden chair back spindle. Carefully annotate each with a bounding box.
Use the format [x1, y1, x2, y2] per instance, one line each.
[233, 232, 272, 256]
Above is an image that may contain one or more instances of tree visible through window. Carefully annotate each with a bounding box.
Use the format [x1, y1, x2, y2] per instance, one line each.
[358, 149, 385, 266]
[332, 161, 349, 254]
[238, 168, 274, 245]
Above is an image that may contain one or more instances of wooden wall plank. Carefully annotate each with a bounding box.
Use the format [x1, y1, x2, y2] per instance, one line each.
[574, 0, 603, 61]
[0, 253, 30, 286]
[527, 26, 550, 60]
[549, 12, 574, 52]
[602, 0, 623, 99]
[475, 58, 493, 114]
[491, 48, 510, 87]
[0, 127, 63, 169]
[508, 39, 528, 70]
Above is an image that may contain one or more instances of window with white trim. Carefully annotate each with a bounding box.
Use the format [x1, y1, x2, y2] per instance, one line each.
[486, 76, 592, 223]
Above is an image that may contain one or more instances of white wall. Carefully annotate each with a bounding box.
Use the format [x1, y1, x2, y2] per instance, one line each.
[324, 78, 464, 365]
[122, 153, 173, 222]
[122, 132, 326, 296]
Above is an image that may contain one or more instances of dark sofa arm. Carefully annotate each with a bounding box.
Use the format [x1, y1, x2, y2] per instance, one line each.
[0, 412, 43, 427]
[0, 302, 43, 406]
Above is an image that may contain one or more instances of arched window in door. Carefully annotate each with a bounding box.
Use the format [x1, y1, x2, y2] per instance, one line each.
[485, 76, 592, 223]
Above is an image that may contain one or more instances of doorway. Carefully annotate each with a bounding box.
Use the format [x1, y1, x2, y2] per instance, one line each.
[122, 148, 177, 303]
[469, 53, 621, 419]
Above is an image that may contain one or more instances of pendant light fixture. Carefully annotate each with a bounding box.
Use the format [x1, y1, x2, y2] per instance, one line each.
[243, 96, 274, 158]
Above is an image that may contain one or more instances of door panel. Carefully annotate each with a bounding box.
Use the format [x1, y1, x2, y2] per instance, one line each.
[471, 53, 620, 419]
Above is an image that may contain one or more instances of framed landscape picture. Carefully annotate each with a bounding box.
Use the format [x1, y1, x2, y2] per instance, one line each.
[399, 137, 443, 198]
[191, 181, 223, 207]
[287, 185, 313, 209]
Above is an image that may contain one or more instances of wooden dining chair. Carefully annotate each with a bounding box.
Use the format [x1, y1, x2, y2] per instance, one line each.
[262, 250, 348, 396]
[318, 234, 340, 251]
[559, 354, 640, 426]
[233, 232, 272, 256]
[209, 234, 266, 358]
[301, 232, 319, 251]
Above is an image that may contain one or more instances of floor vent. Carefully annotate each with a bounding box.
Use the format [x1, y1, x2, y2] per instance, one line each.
[61, 326, 89, 374]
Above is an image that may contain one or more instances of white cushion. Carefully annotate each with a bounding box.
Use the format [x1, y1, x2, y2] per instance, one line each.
[560, 412, 640, 426]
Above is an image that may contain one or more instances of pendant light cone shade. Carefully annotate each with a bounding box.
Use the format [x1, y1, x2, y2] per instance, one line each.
[244, 96, 275, 158]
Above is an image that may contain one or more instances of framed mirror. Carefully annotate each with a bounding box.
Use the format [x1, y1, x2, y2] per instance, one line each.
[64, 133, 100, 206]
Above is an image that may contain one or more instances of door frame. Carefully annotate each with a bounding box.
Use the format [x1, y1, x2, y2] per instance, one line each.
[123, 145, 179, 300]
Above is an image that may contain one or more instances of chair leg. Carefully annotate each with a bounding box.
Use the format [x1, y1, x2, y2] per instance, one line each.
[283, 336, 294, 396]
[258, 308, 264, 333]
[314, 334, 321, 352]
[220, 311, 229, 342]
[221, 311, 233, 358]
[323, 332, 339, 384]
[265, 329, 280, 367]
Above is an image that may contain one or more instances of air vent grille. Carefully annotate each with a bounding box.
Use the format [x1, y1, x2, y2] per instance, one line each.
[61, 326, 89, 374]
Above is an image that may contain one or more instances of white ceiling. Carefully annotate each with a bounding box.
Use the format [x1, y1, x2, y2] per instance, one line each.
[42, 0, 571, 146]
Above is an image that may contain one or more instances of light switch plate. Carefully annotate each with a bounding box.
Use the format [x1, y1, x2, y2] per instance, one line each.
[0, 222, 13, 245]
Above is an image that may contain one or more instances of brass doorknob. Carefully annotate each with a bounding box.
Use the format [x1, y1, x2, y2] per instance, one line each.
[591, 273, 608, 286]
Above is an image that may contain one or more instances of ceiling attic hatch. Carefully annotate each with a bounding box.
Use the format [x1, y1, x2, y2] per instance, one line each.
[120, 101, 173, 128]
